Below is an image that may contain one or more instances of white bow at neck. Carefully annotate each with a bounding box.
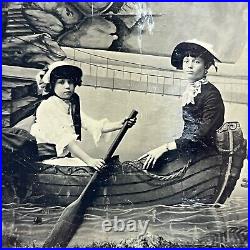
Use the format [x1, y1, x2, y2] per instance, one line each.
[182, 78, 208, 106]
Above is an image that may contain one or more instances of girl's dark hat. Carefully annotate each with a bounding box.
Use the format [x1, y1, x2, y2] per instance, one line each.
[171, 39, 221, 70]
[36, 61, 83, 94]
[50, 65, 82, 82]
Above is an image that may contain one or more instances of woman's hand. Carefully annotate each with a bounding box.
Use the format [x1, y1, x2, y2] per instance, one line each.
[138, 144, 168, 170]
[85, 157, 106, 171]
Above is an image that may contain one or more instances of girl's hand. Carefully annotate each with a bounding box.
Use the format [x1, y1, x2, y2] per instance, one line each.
[103, 117, 137, 133]
[138, 144, 168, 170]
[122, 116, 137, 128]
[86, 157, 105, 171]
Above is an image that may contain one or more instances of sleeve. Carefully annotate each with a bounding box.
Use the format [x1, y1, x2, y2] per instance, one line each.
[81, 111, 110, 145]
[175, 90, 224, 150]
[31, 101, 78, 156]
[194, 90, 225, 139]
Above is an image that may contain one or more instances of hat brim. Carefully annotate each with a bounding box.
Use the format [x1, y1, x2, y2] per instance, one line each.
[41, 62, 83, 84]
[50, 65, 82, 80]
[171, 42, 221, 70]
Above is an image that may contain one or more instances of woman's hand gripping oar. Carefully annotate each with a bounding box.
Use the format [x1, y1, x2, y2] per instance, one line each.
[43, 110, 138, 248]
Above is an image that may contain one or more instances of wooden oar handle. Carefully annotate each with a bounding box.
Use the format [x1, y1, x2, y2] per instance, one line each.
[79, 109, 138, 199]
[104, 109, 138, 162]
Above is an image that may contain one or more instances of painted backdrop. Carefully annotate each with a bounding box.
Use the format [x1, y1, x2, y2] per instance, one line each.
[2, 2, 247, 69]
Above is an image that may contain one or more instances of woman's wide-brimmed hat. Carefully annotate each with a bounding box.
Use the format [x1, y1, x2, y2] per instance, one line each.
[36, 61, 83, 93]
[171, 39, 221, 70]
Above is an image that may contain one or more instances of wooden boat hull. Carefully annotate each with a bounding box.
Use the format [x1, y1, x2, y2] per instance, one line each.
[3, 142, 246, 210]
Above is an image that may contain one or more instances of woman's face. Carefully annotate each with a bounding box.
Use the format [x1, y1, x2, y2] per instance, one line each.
[54, 78, 75, 100]
[182, 56, 206, 82]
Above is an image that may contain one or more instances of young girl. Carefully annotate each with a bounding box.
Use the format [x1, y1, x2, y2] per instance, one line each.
[139, 39, 225, 169]
[30, 61, 136, 171]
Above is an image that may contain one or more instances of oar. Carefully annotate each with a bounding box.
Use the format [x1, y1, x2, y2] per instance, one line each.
[43, 109, 138, 248]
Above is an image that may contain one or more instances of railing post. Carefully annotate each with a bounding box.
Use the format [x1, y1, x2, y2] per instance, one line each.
[146, 74, 149, 94]
[95, 66, 98, 88]
[162, 76, 166, 96]
[112, 70, 115, 91]
[89, 55, 92, 75]
[106, 58, 109, 78]
[129, 72, 132, 92]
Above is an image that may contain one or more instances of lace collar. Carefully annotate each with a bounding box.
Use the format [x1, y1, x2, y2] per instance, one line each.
[182, 78, 208, 106]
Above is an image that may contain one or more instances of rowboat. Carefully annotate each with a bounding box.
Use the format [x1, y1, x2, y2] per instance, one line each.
[2, 62, 247, 212]
[2, 121, 247, 210]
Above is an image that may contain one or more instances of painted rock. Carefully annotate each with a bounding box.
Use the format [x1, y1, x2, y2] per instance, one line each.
[23, 9, 64, 38]
[25, 2, 83, 26]
[58, 16, 117, 49]
[2, 34, 66, 68]
[72, 2, 114, 15]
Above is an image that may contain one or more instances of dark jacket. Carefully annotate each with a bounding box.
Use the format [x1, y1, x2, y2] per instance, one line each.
[175, 82, 225, 157]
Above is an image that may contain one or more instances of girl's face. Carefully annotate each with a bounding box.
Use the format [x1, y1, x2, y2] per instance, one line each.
[182, 56, 206, 82]
[54, 78, 75, 100]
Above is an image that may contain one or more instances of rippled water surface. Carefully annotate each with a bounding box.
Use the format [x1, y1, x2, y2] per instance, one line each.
[2, 196, 247, 247]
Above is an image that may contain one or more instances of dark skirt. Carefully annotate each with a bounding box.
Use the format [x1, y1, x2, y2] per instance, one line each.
[2, 127, 59, 171]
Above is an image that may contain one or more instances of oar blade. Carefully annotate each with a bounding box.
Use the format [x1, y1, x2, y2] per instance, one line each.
[42, 184, 94, 247]
[43, 218, 83, 248]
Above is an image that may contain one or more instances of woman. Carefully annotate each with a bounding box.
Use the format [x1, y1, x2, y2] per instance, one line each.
[30, 61, 136, 171]
[139, 40, 225, 169]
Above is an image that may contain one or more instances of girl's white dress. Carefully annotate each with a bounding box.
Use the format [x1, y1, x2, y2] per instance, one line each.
[30, 95, 110, 166]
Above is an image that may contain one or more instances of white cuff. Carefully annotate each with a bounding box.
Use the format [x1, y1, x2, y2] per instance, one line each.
[91, 118, 109, 145]
[168, 141, 177, 150]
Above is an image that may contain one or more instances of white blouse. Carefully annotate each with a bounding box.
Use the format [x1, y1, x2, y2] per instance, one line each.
[30, 96, 109, 157]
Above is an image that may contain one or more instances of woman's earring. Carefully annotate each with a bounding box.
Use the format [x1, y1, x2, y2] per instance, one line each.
[204, 69, 208, 75]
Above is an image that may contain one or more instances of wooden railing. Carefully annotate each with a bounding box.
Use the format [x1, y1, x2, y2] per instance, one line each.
[2, 49, 247, 127]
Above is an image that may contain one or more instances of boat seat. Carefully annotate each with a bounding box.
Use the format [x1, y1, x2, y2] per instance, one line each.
[41, 157, 88, 166]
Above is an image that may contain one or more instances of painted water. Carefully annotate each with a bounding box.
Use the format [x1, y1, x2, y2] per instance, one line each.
[2, 87, 248, 247]
[2, 197, 248, 247]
